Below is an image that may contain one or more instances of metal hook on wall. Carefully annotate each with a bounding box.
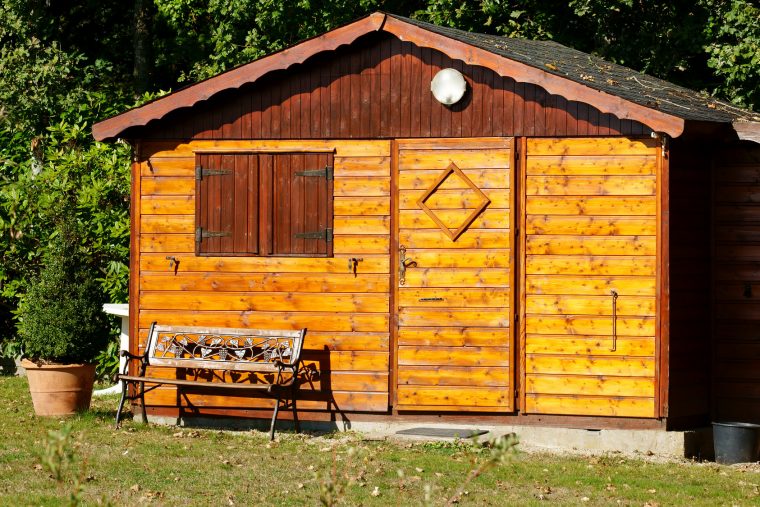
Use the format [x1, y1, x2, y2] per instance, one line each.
[166, 256, 180, 275]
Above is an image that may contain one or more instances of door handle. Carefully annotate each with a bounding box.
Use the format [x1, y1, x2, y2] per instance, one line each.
[399, 245, 417, 286]
[610, 289, 619, 352]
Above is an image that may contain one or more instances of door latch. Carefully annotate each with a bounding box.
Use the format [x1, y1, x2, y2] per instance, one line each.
[399, 245, 417, 286]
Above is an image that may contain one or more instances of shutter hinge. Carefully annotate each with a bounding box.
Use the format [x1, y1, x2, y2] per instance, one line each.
[195, 166, 232, 180]
[295, 166, 333, 180]
[196, 227, 231, 242]
[294, 228, 333, 242]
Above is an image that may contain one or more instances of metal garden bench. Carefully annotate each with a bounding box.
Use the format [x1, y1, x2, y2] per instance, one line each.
[116, 322, 306, 439]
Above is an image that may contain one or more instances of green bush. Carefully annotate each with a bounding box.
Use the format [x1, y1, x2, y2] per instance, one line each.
[16, 218, 110, 364]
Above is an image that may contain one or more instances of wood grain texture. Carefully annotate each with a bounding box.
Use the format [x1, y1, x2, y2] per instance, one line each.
[712, 143, 760, 424]
[523, 137, 659, 418]
[137, 140, 392, 415]
[395, 139, 514, 412]
[132, 32, 650, 145]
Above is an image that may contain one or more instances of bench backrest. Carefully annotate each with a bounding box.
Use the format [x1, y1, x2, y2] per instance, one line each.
[145, 324, 306, 373]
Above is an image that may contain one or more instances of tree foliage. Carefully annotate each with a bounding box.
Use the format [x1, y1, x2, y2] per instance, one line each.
[0, 0, 758, 369]
[704, 0, 760, 109]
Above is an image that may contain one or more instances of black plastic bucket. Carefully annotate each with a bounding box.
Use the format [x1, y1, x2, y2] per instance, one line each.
[712, 422, 760, 464]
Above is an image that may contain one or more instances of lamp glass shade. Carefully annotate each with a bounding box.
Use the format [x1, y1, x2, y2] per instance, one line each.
[431, 68, 467, 105]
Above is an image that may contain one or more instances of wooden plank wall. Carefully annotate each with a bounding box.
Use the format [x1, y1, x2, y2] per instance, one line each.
[523, 137, 659, 417]
[395, 138, 513, 412]
[667, 136, 711, 426]
[713, 143, 760, 423]
[136, 139, 391, 414]
[142, 33, 650, 142]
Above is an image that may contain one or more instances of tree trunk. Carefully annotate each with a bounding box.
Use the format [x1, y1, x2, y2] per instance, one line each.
[133, 0, 151, 95]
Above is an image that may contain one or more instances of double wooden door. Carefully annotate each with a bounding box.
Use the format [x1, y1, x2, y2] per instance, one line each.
[394, 138, 515, 412]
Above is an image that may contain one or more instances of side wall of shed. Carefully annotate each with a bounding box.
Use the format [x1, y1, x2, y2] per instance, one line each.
[666, 136, 712, 427]
[712, 142, 760, 424]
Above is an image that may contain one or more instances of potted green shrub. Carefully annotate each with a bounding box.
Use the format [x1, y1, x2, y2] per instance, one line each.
[17, 218, 110, 416]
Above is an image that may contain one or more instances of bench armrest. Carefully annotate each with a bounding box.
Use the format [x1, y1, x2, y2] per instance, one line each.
[120, 350, 144, 360]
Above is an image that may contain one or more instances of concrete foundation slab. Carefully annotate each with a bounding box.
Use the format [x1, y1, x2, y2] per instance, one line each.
[137, 414, 714, 460]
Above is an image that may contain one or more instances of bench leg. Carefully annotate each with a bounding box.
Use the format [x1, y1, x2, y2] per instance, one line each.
[115, 380, 128, 429]
[291, 382, 300, 434]
[269, 393, 281, 441]
[140, 380, 148, 424]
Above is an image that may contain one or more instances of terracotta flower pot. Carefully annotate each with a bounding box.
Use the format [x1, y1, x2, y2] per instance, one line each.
[21, 359, 96, 416]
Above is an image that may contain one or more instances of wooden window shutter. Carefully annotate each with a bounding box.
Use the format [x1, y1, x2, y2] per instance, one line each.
[272, 152, 333, 256]
[195, 153, 259, 256]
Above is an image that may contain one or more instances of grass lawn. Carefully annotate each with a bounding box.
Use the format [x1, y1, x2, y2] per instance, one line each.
[0, 376, 758, 506]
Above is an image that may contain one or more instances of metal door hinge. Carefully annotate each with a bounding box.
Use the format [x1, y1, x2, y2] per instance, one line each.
[295, 166, 333, 180]
[196, 227, 231, 242]
[294, 228, 333, 242]
[195, 166, 232, 180]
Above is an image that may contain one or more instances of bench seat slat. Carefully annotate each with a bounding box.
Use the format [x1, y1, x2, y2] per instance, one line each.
[118, 375, 277, 390]
[148, 357, 281, 372]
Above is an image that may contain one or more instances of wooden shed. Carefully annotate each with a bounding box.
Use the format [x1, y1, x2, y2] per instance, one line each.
[93, 12, 760, 430]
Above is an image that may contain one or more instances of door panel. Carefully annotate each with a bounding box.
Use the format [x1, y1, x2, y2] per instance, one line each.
[395, 138, 514, 412]
[522, 137, 659, 418]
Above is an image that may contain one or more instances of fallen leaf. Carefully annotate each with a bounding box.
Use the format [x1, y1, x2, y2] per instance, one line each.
[581, 497, 590, 502]
[371, 486, 380, 497]
[415, 467, 424, 473]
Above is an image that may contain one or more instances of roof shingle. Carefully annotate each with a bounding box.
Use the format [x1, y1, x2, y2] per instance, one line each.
[391, 14, 759, 124]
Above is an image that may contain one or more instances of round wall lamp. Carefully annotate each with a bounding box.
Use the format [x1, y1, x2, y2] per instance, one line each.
[431, 68, 467, 106]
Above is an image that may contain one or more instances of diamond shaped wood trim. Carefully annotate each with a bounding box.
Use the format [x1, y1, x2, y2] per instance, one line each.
[416, 162, 491, 241]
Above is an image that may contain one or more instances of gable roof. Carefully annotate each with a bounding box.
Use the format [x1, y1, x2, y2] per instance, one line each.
[393, 15, 757, 125]
[93, 11, 760, 142]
